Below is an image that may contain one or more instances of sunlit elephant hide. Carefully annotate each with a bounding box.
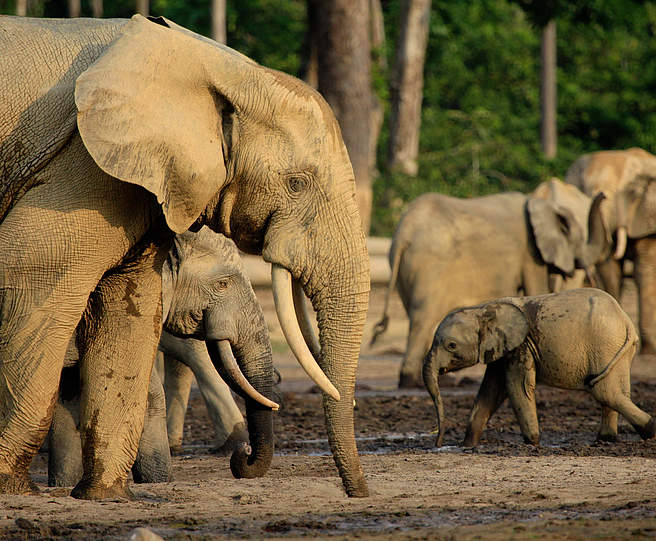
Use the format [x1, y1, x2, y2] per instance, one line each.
[566, 148, 656, 353]
[0, 15, 369, 499]
[371, 179, 608, 388]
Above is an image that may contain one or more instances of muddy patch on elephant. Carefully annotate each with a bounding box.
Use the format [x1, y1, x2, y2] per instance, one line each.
[2, 281, 656, 540]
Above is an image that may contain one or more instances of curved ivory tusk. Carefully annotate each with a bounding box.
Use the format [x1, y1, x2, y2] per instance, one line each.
[291, 278, 321, 358]
[613, 226, 628, 260]
[217, 340, 279, 411]
[271, 264, 340, 401]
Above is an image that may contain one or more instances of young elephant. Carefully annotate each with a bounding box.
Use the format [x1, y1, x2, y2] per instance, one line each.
[423, 288, 656, 447]
[371, 180, 609, 389]
[48, 228, 276, 487]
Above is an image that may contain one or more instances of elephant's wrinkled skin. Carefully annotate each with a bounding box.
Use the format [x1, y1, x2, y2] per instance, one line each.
[566, 148, 656, 353]
[0, 16, 369, 498]
[424, 288, 656, 447]
[48, 229, 269, 487]
[372, 180, 608, 388]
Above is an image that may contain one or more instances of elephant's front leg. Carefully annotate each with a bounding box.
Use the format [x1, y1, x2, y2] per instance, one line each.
[633, 237, 656, 354]
[72, 240, 170, 500]
[463, 362, 507, 447]
[505, 348, 539, 445]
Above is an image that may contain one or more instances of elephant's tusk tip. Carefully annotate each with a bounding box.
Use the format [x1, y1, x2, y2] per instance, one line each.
[326, 387, 341, 401]
[271, 403, 280, 411]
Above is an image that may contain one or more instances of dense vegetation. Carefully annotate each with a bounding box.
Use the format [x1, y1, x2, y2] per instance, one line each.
[2, 0, 655, 235]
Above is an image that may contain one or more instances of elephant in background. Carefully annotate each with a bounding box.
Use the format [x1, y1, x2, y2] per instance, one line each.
[566, 148, 656, 353]
[371, 179, 609, 388]
[48, 228, 274, 487]
[424, 288, 656, 447]
[0, 15, 369, 499]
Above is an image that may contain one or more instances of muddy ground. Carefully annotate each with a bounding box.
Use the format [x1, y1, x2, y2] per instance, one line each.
[1, 281, 656, 540]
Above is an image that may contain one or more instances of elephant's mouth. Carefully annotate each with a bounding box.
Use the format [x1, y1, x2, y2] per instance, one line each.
[438, 367, 448, 375]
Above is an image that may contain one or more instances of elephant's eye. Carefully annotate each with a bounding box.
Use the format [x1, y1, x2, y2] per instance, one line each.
[446, 341, 457, 351]
[288, 174, 309, 193]
[217, 279, 229, 290]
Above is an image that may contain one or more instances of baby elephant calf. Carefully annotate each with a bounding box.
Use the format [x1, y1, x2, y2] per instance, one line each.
[423, 288, 656, 447]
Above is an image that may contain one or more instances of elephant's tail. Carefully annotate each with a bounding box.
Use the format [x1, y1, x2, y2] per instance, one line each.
[370, 238, 405, 346]
[586, 327, 636, 387]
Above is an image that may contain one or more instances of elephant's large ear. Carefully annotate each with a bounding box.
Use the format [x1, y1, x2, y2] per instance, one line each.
[75, 15, 235, 234]
[477, 302, 528, 364]
[527, 197, 580, 276]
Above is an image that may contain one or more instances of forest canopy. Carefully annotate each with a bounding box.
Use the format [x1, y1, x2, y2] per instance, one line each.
[2, 0, 655, 235]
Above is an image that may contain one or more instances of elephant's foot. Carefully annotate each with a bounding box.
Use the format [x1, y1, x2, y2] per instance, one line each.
[637, 418, 656, 440]
[0, 472, 39, 494]
[462, 430, 480, 449]
[70, 477, 133, 501]
[595, 432, 618, 443]
[212, 423, 249, 457]
[521, 433, 540, 445]
[398, 371, 424, 389]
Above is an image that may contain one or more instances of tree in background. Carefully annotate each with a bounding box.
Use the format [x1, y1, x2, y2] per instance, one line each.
[313, 0, 374, 233]
[67, 0, 79, 16]
[387, 0, 431, 176]
[212, 0, 226, 43]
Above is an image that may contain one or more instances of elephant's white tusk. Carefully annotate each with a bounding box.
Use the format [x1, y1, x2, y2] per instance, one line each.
[217, 340, 279, 411]
[271, 264, 341, 401]
[614, 226, 628, 260]
[291, 278, 321, 358]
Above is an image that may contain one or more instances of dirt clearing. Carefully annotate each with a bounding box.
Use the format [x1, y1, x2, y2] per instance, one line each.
[1, 281, 655, 540]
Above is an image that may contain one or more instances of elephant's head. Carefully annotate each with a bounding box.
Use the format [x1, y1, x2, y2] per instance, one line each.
[74, 15, 370, 496]
[162, 228, 275, 478]
[529, 178, 610, 284]
[565, 148, 656, 260]
[423, 302, 528, 446]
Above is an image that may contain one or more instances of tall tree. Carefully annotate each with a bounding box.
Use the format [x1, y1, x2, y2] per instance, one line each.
[212, 0, 226, 44]
[387, 0, 431, 176]
[15, 0, 27, 15]
[68, 0, 80, 17]
[313, 0, 373, 233]
[541, 19, 557, 158]
[92, 0, 103, 18]
[136, 0, 148, 16]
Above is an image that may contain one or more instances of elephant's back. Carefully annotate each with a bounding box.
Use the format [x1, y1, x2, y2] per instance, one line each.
[0, 17, 128, 219]
[565, 150, 640, 196]
[392, 192, 527, 306]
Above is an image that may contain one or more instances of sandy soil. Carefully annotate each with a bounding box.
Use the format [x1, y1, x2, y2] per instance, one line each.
[1, 281, 655, 540]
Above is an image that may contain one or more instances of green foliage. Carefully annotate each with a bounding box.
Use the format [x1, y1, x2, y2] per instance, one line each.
[372, 0, 656, 235]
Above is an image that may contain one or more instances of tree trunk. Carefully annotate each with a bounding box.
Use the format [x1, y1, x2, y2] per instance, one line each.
[68, 0, 81, 17]
[387, 0, 431, 176]
[92, 0, 103, 18]
[541, 19, 557, 159]
[212, 0, 227, 44]
[136, 0, 149, 16]
[369, 0, 385, 179]
[15, 0, 27, 16]
[299, 1, 319, 88]
[314, 0, 373, 234]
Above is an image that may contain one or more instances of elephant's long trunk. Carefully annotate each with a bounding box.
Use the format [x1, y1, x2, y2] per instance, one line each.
[422, 355, 444, 447]
[309, 233, 370, 498]
[206, 337, 274, 479]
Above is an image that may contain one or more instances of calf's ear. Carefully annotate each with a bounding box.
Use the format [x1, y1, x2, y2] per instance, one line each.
[477, 302, 528, 364]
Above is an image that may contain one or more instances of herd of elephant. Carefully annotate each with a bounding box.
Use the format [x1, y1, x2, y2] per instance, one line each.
[0, 14, 654, 503]
[373, 147, 656, 448]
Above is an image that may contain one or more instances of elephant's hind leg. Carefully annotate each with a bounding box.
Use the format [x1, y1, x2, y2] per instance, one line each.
[597, 406, 619, 442]
[72, 238, 170, 500]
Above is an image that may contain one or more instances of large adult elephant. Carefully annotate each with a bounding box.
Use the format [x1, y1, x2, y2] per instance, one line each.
[565, 148, 656, 353]
[371, 180, 608, 388]
[0, 15, 369, 499]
